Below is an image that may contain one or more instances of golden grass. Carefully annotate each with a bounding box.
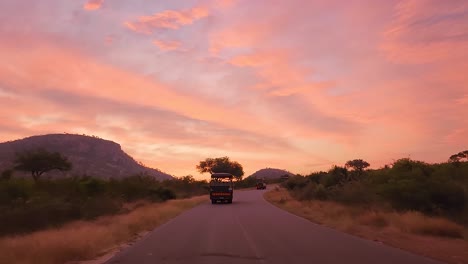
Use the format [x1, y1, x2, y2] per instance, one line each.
[390, 211, 464, 238]
[0, 196, 207, 264]
[265, 188, 468, 264]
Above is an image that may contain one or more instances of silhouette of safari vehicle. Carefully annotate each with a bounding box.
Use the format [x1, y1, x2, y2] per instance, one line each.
[210, 173, 234, 204]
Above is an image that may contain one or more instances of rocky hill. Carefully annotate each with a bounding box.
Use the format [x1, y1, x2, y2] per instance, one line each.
[0, 134, 173, 180]
[248, 168, 294, 179]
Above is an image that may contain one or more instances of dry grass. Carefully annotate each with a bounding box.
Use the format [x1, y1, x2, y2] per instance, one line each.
[390, 211, 464, 238]
[0, 196, 207, 264]
[265, 188, 468, 264]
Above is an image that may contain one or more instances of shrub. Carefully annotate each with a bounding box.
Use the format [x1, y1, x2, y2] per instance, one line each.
[288, 158, 468, 223]
[283, 175, 309, 190]
[79, 178, 106, 196]
[1, 169, 13, 180]
[329, 182, 374, 205]
[148, 186, 176, 202]
[0, 175, 207, 236]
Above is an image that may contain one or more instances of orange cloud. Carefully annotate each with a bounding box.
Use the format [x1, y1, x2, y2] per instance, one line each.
[229, 50, 328, 97]
[83, 0, 104, 11]
[214, 0, 237, 9]
[153, 39, 181, 51]
[124, 7, 209, 34]
[0, 34, 305, 145]
[0, 36, 311, 178]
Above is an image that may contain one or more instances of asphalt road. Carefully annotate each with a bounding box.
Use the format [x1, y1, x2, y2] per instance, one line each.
[106, 189, 442, 264]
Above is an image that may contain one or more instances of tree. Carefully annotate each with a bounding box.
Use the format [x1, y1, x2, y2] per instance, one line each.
[449, 150, 468, 163]
[345, 159, 370, 172]
[1, 169, 13, 180]
[14, 149, 72, 182]
[196, 156, 244, 181]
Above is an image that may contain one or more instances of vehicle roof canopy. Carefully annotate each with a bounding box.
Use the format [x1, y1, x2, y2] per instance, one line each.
[211, 173, 233, 179]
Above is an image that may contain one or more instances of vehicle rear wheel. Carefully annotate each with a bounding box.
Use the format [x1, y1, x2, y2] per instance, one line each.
[228, 199, 232, 204]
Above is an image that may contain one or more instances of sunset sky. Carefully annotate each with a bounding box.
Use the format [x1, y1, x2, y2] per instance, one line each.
[0, 0, 467, 179]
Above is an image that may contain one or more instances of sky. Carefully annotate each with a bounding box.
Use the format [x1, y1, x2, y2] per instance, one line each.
[0, 0, 467, 179]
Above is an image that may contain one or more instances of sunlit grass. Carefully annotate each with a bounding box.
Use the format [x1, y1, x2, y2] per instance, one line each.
[265, 188, 468, 264]
[0, 196, 207, 264]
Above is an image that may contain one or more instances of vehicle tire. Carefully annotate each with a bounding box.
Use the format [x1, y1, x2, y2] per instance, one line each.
[211, 200, 216, 204]
[228, 199, 232, 204]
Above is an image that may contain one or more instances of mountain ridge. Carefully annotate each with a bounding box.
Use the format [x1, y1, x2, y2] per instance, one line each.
[0, 134, 173, 180]
[248, 167, 294, 179]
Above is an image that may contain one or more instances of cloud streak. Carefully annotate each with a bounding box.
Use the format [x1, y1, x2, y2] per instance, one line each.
[153, 39, 181, 51]
[0, 0, 467, 178]
[381, 0, 468, 64]
[124, 7, 209, 34]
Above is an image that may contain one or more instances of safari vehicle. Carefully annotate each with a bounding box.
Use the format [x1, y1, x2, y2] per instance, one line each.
[210, 173, 234, 204]
[256, 179, 267, 190]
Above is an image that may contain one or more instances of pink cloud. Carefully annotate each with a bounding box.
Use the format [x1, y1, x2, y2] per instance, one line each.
[83, 0, 104, 11]
[214, 0, 237, 9]
[381, 0, 468, 64]
[2, 0, 468, 178]
[124, 7, 209, 34]
[153, 39, 181, 51]
[209, 23, 270, 56]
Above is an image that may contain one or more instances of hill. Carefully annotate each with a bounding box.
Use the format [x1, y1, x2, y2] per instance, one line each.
[249, 168, 294, 179]
[0, 134, 173, 180]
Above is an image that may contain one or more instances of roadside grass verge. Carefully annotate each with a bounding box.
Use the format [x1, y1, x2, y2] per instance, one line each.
[265, 187, 468, 264]
[0, 195, 207, 264]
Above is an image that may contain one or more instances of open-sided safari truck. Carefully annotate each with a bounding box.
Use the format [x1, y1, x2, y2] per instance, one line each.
[210, 173, 234, 204]
[256, 178, 267, 190]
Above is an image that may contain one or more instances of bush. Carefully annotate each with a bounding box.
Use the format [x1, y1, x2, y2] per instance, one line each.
[329, 182, 374, 205]
[0, 197, 81, 235]
[235, 177, 257, 189]
[79, 178, 106, 196]
[148, 186, 176, 202]
[283, 175, 309, 190]
[80, 197, 121, 219]
[1, 169, 13, 180]
[286, 158, 468, 223]
[378, 163, 466, 215]
[294, 183, 328, 201]
[0, 178, 33, 204]
[0, 175, 207, 236]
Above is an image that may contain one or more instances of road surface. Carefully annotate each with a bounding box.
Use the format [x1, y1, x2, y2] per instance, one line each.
[106, 189, 442, 264]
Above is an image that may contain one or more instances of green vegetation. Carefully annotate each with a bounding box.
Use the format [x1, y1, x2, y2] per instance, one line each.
[282, 156, 468, 223]
[0, 196, 207, 264]
[196, 156, 245, 181]
[234, 176, 284, 189]
[449, 150, 468, 163]
[0, 175, 208, 236]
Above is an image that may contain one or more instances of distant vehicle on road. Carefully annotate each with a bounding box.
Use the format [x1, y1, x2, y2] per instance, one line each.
[210, 173, 234, 204]
[256, 179, 267, 190]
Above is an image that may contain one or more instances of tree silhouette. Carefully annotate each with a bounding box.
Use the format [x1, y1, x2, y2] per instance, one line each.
[14, 149, 72, 182]
[196, 156, 244, 181]
[449, 150, 468, 163]
[345, 159, 370, 178]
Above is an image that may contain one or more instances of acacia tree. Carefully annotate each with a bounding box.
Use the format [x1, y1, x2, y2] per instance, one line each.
[344, 159, 370, 180]
[196, 156, 244, 181]
[449, 150, 468, 163]
[14, 149, 72, 182]
[345, 159, 370, 172]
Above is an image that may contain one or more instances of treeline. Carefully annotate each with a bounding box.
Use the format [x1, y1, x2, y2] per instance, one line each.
[0, 175, 208, 236]
[235, 176, 284, 188]
[283, 157, 468, 223]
